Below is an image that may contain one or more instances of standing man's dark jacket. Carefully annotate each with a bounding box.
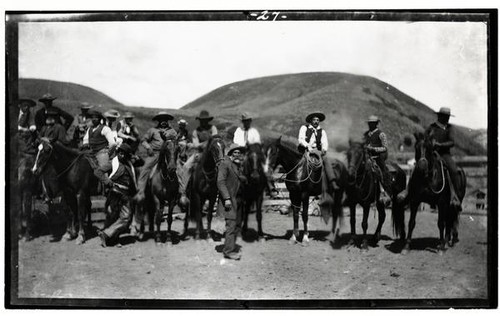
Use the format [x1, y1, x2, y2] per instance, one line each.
[217, 156, 245, 220]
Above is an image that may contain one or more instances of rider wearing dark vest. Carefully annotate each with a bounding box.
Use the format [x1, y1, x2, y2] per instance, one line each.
[297, 111, 339, 191]
[424, 107, 459, 197]
[89, 125, 108, 154]
[364, 115, 391, 195]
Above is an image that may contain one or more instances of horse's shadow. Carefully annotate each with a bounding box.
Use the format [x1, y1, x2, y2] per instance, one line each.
[385, 237, 440, 254]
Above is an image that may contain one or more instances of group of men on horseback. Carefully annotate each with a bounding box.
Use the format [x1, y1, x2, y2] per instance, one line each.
[16, 91, 463, 257]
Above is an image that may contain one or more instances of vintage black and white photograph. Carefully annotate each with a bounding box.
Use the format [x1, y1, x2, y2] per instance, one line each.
[5, 10, 496, 308]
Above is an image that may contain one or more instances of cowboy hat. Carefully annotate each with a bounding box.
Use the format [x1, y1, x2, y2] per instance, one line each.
[196, 110, 213, 121]
[80, 102, 94, 110]
[103, 109, 121, 119]
[17, 99, 36, 108]
[227, 143, 246, 156]
[152, 111, 174, 122]
[366, 115, 380, 123]
[123, 111, 135, 119]
[305, 111, 325, 123]
[241, 112, 252, 121]
[39, 93, 57, 102]
[87, 109, 103, 118]
[436, 107, 454, 117]
[178, 119, 187, 125]
[116, 143, 133, 155]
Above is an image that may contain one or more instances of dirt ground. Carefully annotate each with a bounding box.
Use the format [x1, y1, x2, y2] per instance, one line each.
[14, 200, 490, 304]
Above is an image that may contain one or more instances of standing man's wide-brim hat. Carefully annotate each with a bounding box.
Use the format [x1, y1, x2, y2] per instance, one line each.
[366, 115, 380, 123]
[87, 109, 103, 118]
[241, 112, 252, 121]
[153, 111, 174, 122]
[305, 111, 325, 123]
[178, 119, 187, 125]
[17, 98, 36, 108]
[227, 143, 246, 156]
[123, 111, 135, 119]
[196, 110, 214, 121]
[80, 102, 94, 110]
[436, 107, 454, 117]
[103, 109, 121, 119]
[39, 93, 57, 102]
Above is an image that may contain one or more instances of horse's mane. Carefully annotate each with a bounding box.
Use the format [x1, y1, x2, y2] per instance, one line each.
[246, 143, 265, 163]
[159, 137, 176, 164]
[199, 135, 223, 164]
[276, 137, 301, 157]
[52, 141, 82, 158]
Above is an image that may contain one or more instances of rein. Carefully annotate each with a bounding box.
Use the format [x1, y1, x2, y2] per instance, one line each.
[429, 154, 446, 194]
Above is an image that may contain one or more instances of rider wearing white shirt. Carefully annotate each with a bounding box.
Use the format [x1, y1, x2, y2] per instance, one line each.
[233, 113, 261, 146]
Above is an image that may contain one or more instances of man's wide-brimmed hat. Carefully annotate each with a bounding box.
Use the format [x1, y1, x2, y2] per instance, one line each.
[123, 111, 135, 119]
[152, 111, 174, 122]
[178, 119, 187, 125]
[367, 115, 380, 123]
[306, 111, 325, 123]
[103, 109, 121, 119]
[87, 110, 103, 118]
[17, 99, 36, 108]
[436, 107, 454, 117]
[241, 112, 252, 121]
[227, 143, 246, 156]
[39, 93, 57, 102]
[116, 143, 133, 155]
[196, 110, 214, 121]
[80, 102, 93, 110]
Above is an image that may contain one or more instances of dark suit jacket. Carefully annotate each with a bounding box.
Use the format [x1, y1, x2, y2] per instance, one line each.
[217, 157, 244, 220]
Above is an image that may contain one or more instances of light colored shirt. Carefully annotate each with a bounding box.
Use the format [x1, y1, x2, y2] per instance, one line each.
[18, 110, 36, 131]
[82, 125, 117, 147]
[233, 126, 261, 147]
[298, 124, 328, 151]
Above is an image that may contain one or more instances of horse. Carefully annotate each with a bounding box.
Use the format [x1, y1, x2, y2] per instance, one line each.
[392, 132, 466, 255]
[32, 139, 96, 244]
[266, 136, 345, 245]
[18, 152, 37, 241]
[133, 138, 179, 244]
[185, 135, 225, 241]
[241, 143, 268, 241]
[346, 141, 406, 251]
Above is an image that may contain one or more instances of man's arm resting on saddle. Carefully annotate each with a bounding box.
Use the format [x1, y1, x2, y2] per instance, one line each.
[434, 127, 455, 149]
[366, 132, 388, 154]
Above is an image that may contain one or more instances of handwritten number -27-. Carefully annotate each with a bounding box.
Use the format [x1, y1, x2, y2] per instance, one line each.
[256, 11, 281, 21]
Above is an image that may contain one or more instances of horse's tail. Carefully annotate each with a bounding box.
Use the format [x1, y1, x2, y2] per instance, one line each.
[391, 192, 406, 239]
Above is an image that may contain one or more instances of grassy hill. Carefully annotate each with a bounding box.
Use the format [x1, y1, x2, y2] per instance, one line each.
[15, 75, 486, 156]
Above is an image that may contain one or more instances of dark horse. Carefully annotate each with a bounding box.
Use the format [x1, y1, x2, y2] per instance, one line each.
[346, 141, 406, 251]
[267, 137, 345, 245]
[393, 132, 466, 254]
[32, 139, 95, 244]
[186, 135, 225, 240]
[241, 143, 268, 241]
[135, 138, 179, 244]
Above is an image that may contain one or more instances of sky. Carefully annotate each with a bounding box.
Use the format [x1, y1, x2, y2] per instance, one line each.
[18, 19, 488, 129]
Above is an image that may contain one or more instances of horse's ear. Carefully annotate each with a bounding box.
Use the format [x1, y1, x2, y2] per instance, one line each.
[277, 136, 282, 144]
[348, 138, 352, 146]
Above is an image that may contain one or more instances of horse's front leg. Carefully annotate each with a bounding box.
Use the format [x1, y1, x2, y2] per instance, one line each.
[153, 196, 163, 243]
[360, 204, 370, 251]
[205, 195, 216, 241]
[347, 203, 357, 247]
[374, 200, 386, 245]
[289, 196, 300, 245]
[301, 196, 310, 246]
[437, 201, 447, 255]
[62, 193, 77, 241]
[75, 192, 89, 245]
[256, 194, 265, 241]
[401, 201, 419, 255]
[166, 199, 174, 246]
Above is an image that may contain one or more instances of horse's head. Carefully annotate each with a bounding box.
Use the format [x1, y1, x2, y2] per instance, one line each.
[265, 137, 282, 172]
[32, 138, 53, 176]
[160, 137, 178, 173]
[346, 140, 365, 182]
[245, 143, 265, 181]
[207, 135, 225, 167]
[414, 131, 431, 173]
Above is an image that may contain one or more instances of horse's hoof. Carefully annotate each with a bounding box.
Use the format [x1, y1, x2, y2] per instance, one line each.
[207, 238, 215, 244]
[75, 236, 85, 245]
[259, 237, 266, 243]
[302, 235, 310, 246]
[346, 238, 356, 248]
[360, 241, 369, 252]
[62, 232, 73, 241]
[401, 247, 409, 255]
[288, 235, 298, 245]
